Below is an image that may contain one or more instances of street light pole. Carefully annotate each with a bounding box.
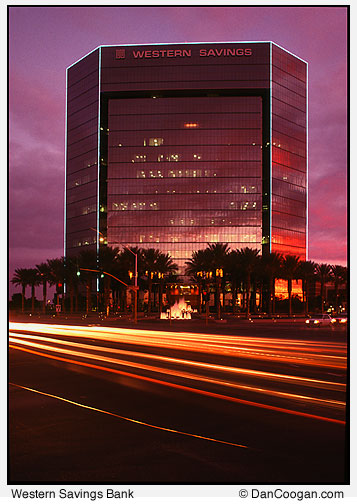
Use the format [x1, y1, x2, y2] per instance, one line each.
[88, 229, 138, 323]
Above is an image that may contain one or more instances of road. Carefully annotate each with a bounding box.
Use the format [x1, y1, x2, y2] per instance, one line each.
[9, 318, 348, 483]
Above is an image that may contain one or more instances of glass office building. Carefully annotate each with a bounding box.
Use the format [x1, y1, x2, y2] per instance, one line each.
[65, 42, 307, 271]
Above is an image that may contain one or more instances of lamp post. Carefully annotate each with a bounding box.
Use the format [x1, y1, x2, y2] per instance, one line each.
[89, 228, 138, 322]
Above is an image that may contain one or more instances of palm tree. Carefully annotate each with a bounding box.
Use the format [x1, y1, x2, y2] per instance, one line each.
[115, 247, 142, 313]
[236, 247, 260, 318]
[156, 252, 178, 315]
[98, 245, 120, 314]
[11, 268, 33, 312]
[142, 248, 162, 313]
[206, 243, 230, 318]
[298, 260, 316, 316]
[78, 249, 97, 313]
[315, 263, 332, 313]
[226, 250, 244, 315]
[47, 257, 66, 312]
[64, 256, 81, 313]
[26, 268, 40, 312]
[185, 249, 212, 313]
[260, 252, 283, 316]
[330, 265, 347, 311]
[36, 262, 52, 313]
[282, 255, 301, 317]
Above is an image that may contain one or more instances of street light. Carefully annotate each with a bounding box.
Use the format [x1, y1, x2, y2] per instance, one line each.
[88, 229, 138, 323]
[90, 227, 105, 244]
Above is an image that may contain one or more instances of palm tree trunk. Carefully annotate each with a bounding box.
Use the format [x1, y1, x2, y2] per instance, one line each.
[232, 286, 237, 315]
[22, 285, 25, 312]
[148, 280, 152, 314]
[31, 284, 35, 312]
[198, 282, 202, 314]
[42, 280, 47, 313]
[69, 284, 74, 313]
[246, 275, 251, 319]
[86, 280, 91, 314]
[268, 277, 273, 316]
[288, 278, 292, 317]
[272, 278, 276, 315]
[159, 281, 163, 315]
[75, 285, 79, 312]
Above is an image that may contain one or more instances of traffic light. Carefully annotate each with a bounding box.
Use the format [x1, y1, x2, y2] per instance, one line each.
[202, 290, 210, 302]
[57, 282, 63, 293]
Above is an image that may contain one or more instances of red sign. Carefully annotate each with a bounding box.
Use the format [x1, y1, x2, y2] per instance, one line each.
[115, 47, 252, 60]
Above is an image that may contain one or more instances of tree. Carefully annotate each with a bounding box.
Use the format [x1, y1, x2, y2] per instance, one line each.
[63, 256, 82, 313]
[11, 268, 32, 312]
[27, 268, 40, 312]
[205, 243, 230, 319]
[142, 248, 178, 314]
[236, 247, 260, 318]
[36, 262, 52, 313]
[141, 248, 162, 313]
[98, 246, 121, 314]
[298, 260, 316, 315]
[315, 263, 332, 313]
[282, 255, 301, 317]
[226, 250, 244, 315]
[77, 250, 97, 313]
[156, 252, 178, 315]
[115, 247, 142, 313]
[330, 265, 347, 311]
[47, 258, 66, 311]
[185, 249, 212, 313]
[260, 252, 283, 316]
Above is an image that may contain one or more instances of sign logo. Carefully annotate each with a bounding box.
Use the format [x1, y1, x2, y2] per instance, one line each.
[115, 49, 126, 59]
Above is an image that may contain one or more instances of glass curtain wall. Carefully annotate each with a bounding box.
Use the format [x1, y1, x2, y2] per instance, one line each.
[66, 50, 100, 256]
[107, 95, 263, 272]
[271, 44, 307, 259]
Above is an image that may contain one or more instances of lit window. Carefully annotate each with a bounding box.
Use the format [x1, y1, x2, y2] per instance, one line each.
[132, 155, 146, 163]
[149, 138, 164, 146]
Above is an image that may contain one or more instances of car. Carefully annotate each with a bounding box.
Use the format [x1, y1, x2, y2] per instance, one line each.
[332, 314, 348, 324]
[305, 314, 334, 326]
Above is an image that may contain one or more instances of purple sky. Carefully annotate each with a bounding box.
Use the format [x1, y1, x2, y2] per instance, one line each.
[9, 6, 348, 296]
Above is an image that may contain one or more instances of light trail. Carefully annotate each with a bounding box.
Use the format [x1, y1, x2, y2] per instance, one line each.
[9, 382, 250, 450]
[9, 344, 345, 425]
[9, 336, 345, 410]
[9, 322, 347, 369]
[9, 331, 346, 391]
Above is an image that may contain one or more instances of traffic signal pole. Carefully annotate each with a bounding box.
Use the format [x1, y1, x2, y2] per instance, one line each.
[79, 268, 138, 323]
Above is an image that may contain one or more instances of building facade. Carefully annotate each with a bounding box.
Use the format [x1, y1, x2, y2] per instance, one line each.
[65, 42, 307, 272]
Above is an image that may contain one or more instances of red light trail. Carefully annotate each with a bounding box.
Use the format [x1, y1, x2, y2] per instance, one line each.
[9, 322, 346, 426]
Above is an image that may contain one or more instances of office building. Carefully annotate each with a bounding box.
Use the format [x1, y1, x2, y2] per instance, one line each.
[65, 42, 307, 272]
